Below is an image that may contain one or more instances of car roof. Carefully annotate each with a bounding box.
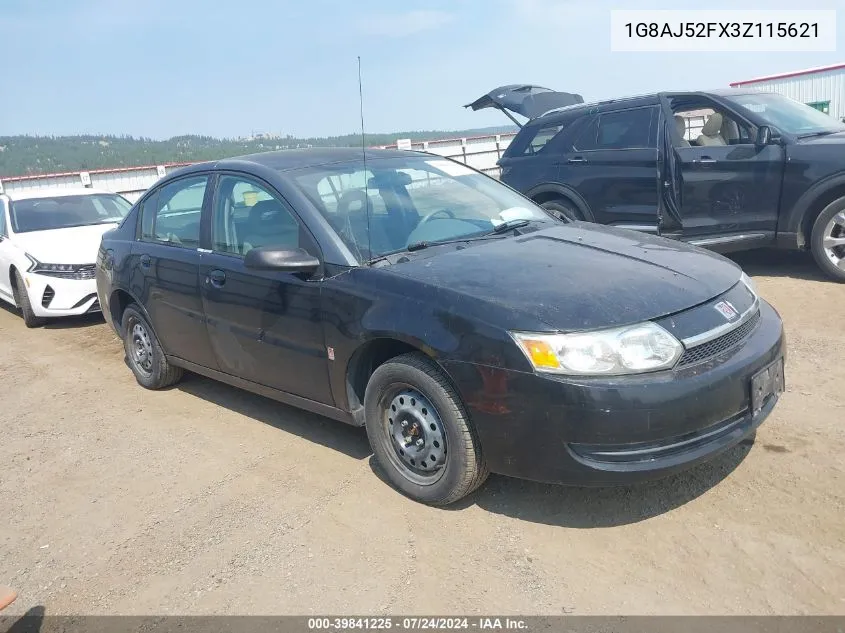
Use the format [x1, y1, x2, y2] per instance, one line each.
[533, 88, 772, 122]
[3, 187, 118, 201]
[176, 147, 427, 176]
[536, 93, 660, 120]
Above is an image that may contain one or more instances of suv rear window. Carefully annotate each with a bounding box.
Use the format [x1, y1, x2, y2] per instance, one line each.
[522, 123, 565, 155]
[574, 107, 656, 151]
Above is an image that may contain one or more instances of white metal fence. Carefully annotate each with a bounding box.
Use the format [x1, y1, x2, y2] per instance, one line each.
[0, 133, 517, 202]
[0, 163, 192, 203]
[375, 133, 517, 178]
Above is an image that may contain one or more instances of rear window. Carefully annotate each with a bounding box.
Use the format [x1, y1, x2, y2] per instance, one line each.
[522, 123, 565, 155]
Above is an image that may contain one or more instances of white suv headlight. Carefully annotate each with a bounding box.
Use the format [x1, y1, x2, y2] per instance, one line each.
[511, 322, 683, 376]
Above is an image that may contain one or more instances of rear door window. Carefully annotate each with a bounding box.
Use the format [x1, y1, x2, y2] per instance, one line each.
[574, 107, 657, 151]
[140, 176, 208, 248]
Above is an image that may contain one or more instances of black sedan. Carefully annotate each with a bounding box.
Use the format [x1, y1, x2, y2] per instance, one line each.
[95, 148, 785, 505]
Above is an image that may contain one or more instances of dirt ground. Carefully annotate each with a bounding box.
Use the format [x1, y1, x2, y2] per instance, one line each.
[0, 248, 843, 616]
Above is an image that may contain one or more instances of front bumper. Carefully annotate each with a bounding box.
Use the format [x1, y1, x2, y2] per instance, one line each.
[442, 299, 785, 486]
[22, 272, 100, 317]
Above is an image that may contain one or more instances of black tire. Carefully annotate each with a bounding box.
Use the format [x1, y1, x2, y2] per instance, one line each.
[540, 198, 582, 223]
[121, 304, 183, 389]
[12, 271, 46, 328]
[810, 196, 845, 282]
[363, 352, 488, 506]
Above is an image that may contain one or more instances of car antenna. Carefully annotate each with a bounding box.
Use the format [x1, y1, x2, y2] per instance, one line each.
[357, 55, 373, 262]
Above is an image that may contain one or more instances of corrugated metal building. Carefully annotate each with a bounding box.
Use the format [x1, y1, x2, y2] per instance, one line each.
[730, 63, 845, 122]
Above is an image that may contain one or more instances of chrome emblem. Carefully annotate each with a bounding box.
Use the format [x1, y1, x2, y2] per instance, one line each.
[714, 300, 739, 321]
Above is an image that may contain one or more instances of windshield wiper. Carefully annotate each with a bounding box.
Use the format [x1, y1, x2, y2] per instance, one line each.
[367, 233, 511, 265]
[487, 218, 531, 234]
[405, 232, 510, 252]
[798, 130, 836, 138]
[402, 220, 535, 253]
[365, 220, 542, 265]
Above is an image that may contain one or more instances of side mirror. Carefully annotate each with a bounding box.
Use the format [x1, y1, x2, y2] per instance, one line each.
[755, 125, 773, 147]
[244, 246, 320, 274]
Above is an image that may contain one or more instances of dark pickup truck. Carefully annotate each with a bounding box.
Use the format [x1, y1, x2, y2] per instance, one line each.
[468, 85, 845, 281]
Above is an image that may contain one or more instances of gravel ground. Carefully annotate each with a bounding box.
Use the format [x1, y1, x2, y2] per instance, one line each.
[0, 249, 843, 616]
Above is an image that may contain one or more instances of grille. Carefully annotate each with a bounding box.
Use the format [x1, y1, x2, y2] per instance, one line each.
[86, 299, 101, 313]
[677, 309, 761, 367]
[41, 285, 55, 308]
[39, 265, 96, 280]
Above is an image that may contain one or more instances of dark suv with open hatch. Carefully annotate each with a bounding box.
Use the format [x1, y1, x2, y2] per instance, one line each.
[468, 85, 845, 282]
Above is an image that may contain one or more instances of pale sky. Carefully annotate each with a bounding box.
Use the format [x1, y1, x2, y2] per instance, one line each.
[1, 0, 842, 139]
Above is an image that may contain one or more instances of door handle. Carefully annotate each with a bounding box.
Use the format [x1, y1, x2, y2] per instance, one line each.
[207, 269, 226, 287]
[695, 156, 717, 164]
[139, 254, 151, 268]
[567, 157, 587, 164]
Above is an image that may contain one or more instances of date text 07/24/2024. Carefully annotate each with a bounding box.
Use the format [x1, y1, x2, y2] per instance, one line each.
[306, 617, 539, 630]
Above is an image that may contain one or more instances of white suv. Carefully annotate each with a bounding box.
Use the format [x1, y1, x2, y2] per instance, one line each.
[0, 187, 132, 327]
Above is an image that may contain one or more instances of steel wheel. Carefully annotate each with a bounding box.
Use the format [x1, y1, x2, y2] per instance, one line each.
[363, 352, 489, 505]
[121, 304, 183, 390]
[822, 211, 845, 271]
[131, 322, 154, 375]
[381, 384, 448, 486]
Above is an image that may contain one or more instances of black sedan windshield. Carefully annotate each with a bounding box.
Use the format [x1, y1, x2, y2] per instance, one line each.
[11, 193, 132, 233]
[290, 155, 554, 261]
[725, 92, 845, 136]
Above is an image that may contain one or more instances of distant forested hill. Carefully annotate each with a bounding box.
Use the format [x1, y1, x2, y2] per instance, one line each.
[0, 126, 516, 177]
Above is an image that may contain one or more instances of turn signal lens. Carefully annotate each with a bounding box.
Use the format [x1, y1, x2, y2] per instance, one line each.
[518, 338, 561, 370]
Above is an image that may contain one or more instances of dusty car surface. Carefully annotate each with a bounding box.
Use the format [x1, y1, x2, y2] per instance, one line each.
[96, 148, 785, 505]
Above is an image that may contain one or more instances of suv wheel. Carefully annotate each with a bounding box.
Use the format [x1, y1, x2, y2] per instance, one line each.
[540, 199, 582, 222]
[12, 271, 46, 328]
[810, 197, 845, 282]
[121, 304, 183, 389]
[363, 352, 489, 506]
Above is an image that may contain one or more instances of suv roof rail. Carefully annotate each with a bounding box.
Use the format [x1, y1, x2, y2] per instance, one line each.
[538, 92, 660, 119]
[538, 103, 588, 118]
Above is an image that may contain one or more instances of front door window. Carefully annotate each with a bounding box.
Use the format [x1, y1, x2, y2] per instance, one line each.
[211, 176, 310, 257]
[670, 100, 755, 148]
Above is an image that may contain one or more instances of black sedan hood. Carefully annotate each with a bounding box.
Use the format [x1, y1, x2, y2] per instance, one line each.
[388, 224, 742, 332]
[465, 85, 584, 121]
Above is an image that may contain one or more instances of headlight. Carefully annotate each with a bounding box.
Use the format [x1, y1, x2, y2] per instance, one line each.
[26, 255, 76, 274]
[511, 322, 683, 376]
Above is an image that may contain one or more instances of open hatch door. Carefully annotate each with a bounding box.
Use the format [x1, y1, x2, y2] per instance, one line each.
[465, 85, 584, 127]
